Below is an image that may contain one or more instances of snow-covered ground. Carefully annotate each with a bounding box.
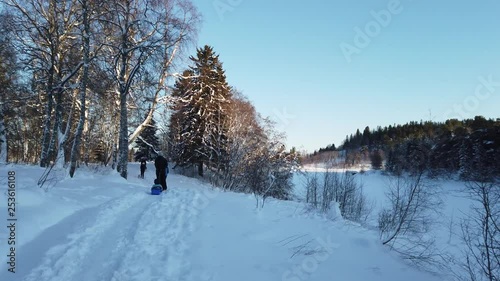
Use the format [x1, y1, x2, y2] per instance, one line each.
[294, 167, 476, 279]
[0, 163, 469, 281]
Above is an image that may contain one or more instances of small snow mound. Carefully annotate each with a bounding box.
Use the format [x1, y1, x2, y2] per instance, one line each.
[326, 201, 342, 221]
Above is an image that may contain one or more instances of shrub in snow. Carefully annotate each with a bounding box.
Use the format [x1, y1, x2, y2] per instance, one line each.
[378, 171, 443, 270]
[304, 170, 371, 223]
[325, 201, 342, 221]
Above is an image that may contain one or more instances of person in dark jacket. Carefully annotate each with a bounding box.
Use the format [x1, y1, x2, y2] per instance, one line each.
[154, 154, 168, 191]
[140, 158, 147, 179]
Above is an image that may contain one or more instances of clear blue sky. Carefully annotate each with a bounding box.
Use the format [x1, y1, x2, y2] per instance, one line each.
[189, 0, 500, 153]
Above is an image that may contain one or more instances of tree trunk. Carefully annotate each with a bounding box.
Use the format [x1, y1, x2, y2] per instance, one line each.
[116, 3, 134, 180]
[39, 0, 57, 168]
[55, 100, 73, 169]
[117, 33, 130, 179]
[0, 106, 7, 164]
[117, 87, 129, 179]
[70, 0, 90, 178]
[111, 141, 118, 170]
[198, 161, 203, 177]
[47, 85, 63, 167]
[40, 84, 54, 167]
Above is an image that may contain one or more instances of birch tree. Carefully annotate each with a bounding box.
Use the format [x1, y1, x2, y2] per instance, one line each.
[127, 0, 200, 146]
[101, 0, 199, 179]
[6, 0, 82, 167]
[0, 11, 19, 164]
[216, 92, 262, 190]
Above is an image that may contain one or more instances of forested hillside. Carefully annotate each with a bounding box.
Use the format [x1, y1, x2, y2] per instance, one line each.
[307, 116, 500, 180]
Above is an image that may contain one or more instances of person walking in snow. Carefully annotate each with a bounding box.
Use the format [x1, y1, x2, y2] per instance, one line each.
[139, 158, 147, 179]
[154, 154, 168, 191]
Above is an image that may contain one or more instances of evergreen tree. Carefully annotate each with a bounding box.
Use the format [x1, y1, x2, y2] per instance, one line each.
[362, 126, 371, 146]
[459, 137, 473, 180]
[134, 114, 159, 161]
[169, 69, 195, 166]
[370, 149, 383, 170]
[169, 45, 231, 176]
[92, 141, 107, 164]
[354, 129, 362, 147]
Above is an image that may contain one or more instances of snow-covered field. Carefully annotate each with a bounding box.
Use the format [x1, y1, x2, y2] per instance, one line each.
[0, 163, 471, 281]
[295, 166, 476, 279]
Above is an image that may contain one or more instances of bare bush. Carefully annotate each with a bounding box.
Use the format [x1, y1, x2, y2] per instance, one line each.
[305, 173, 319, 208]
[378, 171, 444, 269]
[458, 181, 499, 281]
[335, 172, 371, 222]
[304, 170, 371, 223]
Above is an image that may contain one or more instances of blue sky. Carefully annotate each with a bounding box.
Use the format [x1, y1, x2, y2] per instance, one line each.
[188, 0, 500, 153]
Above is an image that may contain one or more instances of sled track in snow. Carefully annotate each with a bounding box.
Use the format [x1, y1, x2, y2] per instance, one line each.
[19, 185, 202, 281]
[110, 187, 201, 281]
[22, 191, 150, 281]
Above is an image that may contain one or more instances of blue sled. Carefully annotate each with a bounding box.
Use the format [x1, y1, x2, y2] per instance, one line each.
[151, 188, 162, 195]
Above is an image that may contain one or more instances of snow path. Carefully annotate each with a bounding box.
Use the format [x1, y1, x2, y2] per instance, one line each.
[21, 191, 151, 281]
[2, 177, 202, 281]
[110, 187, 201, 281]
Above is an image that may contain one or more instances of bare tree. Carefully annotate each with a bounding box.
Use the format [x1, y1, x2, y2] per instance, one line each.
[334, 171, 371, 222]
[378, 171, 443, 269]
[303, 169, 371, 223]
[211, 91, 262, 190]
[127, 0, 200, 146]
[101, 0, 199, 179]
[68, 0, 93, 177]
[250, 119, 299, 208]
[6, 0, 83, 167]
[2, 0, 199, 172]
[305, 173, 319, 208]
[0, 10, 19, 164]
[459, 180, 499, 281]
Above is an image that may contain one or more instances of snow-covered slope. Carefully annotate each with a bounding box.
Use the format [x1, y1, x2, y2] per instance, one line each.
[0, 164, 441, 281]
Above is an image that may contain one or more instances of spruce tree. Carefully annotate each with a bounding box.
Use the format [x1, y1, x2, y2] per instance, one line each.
[169, 69, 196, 166]
[169, 45, 231, 176]
[92, 141, 107, 164]
[362, 126, 371, 146]
[370, 149, 383, 170]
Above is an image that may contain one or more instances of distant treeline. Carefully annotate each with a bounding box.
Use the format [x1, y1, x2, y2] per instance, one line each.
[307, 116, 500, 181]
